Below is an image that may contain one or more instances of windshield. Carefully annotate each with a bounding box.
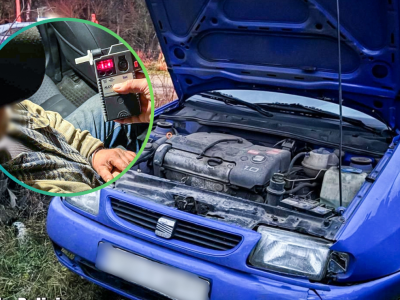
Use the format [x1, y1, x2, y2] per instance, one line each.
[213, 90, 386, 129]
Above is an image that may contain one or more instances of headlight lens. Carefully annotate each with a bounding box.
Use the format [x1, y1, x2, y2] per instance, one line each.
[64, 190, 101, 215]
[249, 226, 332, 281]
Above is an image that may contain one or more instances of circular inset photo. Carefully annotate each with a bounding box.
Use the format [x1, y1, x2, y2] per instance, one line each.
[0, 19, 154, 196]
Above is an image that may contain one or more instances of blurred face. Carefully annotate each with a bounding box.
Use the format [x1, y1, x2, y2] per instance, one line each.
[0, 106, 9, 141]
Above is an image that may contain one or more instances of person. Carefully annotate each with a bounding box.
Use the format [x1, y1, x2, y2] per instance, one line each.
[0, 27, 152, 194]
[0, 78, 151, 194]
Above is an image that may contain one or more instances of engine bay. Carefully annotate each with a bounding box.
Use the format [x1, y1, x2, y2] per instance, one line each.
[154, 132, 291, 203]
[117, 118, 386, 240]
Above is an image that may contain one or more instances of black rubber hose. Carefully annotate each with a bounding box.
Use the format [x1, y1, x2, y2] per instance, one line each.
[286, 152, 307, 175]
[133, 152, 154, 166]
[134, 136, 169, 166]
[197, 138, 243, 159]
[284, 182, 318, 195]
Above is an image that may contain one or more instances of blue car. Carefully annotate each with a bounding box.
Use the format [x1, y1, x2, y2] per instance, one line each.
[47, 1, 400, 299]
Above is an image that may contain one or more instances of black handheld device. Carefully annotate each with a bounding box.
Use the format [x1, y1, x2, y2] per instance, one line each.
[75, 44, 141, 122]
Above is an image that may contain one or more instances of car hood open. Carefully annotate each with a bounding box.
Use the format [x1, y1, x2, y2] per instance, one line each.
[146, 0, 400, 129]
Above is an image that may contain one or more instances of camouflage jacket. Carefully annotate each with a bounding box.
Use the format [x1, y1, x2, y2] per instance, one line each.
[0, 100, 104, 193]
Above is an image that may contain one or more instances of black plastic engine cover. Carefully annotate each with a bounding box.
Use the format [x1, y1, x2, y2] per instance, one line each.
[154, 133, 290, 191]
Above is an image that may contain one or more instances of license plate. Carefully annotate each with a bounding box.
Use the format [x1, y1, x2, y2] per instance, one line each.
[96, 243, 210, 300]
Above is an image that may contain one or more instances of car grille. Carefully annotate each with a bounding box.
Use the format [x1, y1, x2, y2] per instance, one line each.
[110, 198, 242, 251]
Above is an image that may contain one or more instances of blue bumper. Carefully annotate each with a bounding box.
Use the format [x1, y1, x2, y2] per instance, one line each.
[47, 197, 400, 300]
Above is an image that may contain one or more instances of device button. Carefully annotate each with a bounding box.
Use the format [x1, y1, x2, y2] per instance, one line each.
[117, 96, 125, 104]
[118, 55, 129, 71]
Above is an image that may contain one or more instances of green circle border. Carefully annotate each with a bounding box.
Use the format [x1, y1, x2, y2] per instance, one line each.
[0, 18, 155, 197]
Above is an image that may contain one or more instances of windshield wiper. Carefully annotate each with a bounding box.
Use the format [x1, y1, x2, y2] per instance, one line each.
[199, 91, 274, 118]
[258, 102, 382, 135]
[199, 92, 382, 135]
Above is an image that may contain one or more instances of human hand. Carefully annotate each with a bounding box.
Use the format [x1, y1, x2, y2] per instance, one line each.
[92, 148, 136, 182]
[112, 73, 151, 124]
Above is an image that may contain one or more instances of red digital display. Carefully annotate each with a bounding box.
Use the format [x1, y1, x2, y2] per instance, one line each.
[97, 59, 114, 71]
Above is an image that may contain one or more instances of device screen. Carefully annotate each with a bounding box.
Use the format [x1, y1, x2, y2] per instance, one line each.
[96, 58, 116, 76]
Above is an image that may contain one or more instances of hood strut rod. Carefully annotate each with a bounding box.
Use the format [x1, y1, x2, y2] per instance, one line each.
[336, 0, 344, 208]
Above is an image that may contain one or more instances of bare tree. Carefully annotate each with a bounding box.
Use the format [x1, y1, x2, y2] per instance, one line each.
[1, 0, 160, 55]
[0, 0, 16, 24]
[46, 0, 86, 18]
[124, 0, 159, 53]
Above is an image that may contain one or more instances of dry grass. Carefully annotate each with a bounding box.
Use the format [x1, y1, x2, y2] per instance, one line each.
[136, 50, 167, 72]
[150, 71, 178, 108]
[0, 174, 124, 300]
[132, 48, 179, 108]
[135, 51, 177, 107]
[0, 216, 126, 300]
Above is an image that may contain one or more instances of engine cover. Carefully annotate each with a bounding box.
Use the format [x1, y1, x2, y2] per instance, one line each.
[153, 133, 290, 194]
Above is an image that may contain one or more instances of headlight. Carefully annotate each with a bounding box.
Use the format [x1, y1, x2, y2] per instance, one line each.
[64, 190, 101, 215]
[249, 226, 332, 281]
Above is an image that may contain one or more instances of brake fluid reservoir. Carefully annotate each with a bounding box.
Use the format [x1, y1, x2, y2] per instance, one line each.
[320, 167, 367, 208]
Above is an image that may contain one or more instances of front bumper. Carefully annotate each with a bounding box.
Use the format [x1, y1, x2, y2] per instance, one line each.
[47, 197, 400, 300]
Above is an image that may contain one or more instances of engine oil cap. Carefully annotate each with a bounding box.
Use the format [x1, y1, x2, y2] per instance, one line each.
[252, 155, 266, 163]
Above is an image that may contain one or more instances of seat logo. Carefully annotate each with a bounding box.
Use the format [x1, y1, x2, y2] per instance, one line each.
[155, 217, 177, 239]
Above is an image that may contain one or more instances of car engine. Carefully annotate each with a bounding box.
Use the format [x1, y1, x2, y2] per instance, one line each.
[153, 132, 290, 202]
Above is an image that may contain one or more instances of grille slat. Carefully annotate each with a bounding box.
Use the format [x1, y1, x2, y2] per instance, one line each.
[177, 222, 242, 244]
[174, 233, 230, 251]
[110, 199, 241, 251]
[114, 211, 156, 230]
[175, 227, 238, 248]
[112, 205, 159, 225]
[112, 201, 162, 220]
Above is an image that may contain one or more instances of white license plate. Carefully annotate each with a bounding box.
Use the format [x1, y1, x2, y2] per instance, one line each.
[96, 243, 210, 300]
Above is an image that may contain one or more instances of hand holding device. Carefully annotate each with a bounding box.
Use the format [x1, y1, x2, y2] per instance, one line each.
[75, 44, 142, 122]
[112, 75, 152, 124]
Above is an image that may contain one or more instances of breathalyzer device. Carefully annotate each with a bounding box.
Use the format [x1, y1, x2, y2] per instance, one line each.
[75, 44, 141, 122]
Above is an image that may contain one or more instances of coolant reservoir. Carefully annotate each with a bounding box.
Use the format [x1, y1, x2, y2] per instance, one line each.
[320, 167, 367, 208]
[302, 148, 339, 178]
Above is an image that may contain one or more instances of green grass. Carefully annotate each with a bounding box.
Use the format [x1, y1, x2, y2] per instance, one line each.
[0, 199, 124, 300]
